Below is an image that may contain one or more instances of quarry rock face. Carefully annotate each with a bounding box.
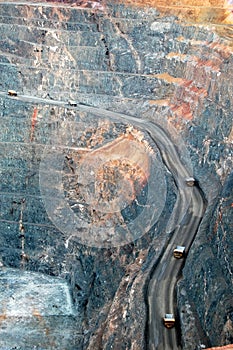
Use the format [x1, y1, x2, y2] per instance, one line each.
[0, 268, 82, 349]
[0, 1, 232, 349]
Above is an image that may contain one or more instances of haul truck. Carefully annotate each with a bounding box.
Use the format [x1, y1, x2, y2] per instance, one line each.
[8, 90, 17, 96]
[173, 246, 185, 259]
[185, 177, 195, 187]
[163, 314, 175, 328]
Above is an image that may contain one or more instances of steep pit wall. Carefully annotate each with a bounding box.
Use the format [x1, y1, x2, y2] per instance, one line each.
[0, 1, 232, 349]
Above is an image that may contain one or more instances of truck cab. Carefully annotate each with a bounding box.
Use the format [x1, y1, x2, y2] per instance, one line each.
[163, 314, 175, 328]
[173, 246, 185, 259]
[8, 90, 17, 97]
[68, 100, 77, 106]
[185, 177, 195, 187]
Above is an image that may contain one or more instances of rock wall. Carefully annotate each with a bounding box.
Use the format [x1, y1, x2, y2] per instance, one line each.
[0, 1, 232, 349]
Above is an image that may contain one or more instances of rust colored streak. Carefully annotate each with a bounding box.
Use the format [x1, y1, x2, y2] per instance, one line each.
[167, 51, 223, 74]
[170, 102, 193, 120]
[155, 72, 184, 85]
[170, 82, 208, 120]
[179, 80, 208, 98]
[32, 309, 50, 336]
[154, 72, 208, 120]
[166, 52, 188, 60]
[208, 41, 232, 59]
[192, 56, 221, 72]
[205, 346, 233, 350]
[149, 99, 170, 106]
[30, 107, 38, 142]
[0, 314, 7, 324]
[156, 43, 228, 121]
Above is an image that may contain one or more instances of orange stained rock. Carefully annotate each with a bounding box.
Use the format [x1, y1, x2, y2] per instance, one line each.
[32, 308, 43, 319]
[30, 107, 38, 142]
[50, 6, 71, 22]
[149, 99, 170, 106]
[80, 132, 151, 179]
[154, 72, 207, 93]
[208, 41, 232, 59]
[116, 0, 233, 33]
[192, 56, 221, 72]
[167, 50, 224, 73]
[117, 0, 228, 6]
[167, 52, 188, 60]
[205, 345, 233, 350]
[10, 0, 233, 29]
[0, 313, 7, 323]
[152, 72, 208, 120]
[155, 72, 184, 85]
[170, 102, 193, 120]
[32, 309, 50, 336]
[77, 131, 152, 212]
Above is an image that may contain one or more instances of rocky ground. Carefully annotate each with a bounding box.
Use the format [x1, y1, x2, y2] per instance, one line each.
[0, 0, 232, 349]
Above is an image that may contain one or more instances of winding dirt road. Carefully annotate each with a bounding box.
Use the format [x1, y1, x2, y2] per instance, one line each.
[147, 186, 205, 350]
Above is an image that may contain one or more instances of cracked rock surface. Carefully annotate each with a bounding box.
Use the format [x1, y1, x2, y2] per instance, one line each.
[0, 1, 232, 349]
